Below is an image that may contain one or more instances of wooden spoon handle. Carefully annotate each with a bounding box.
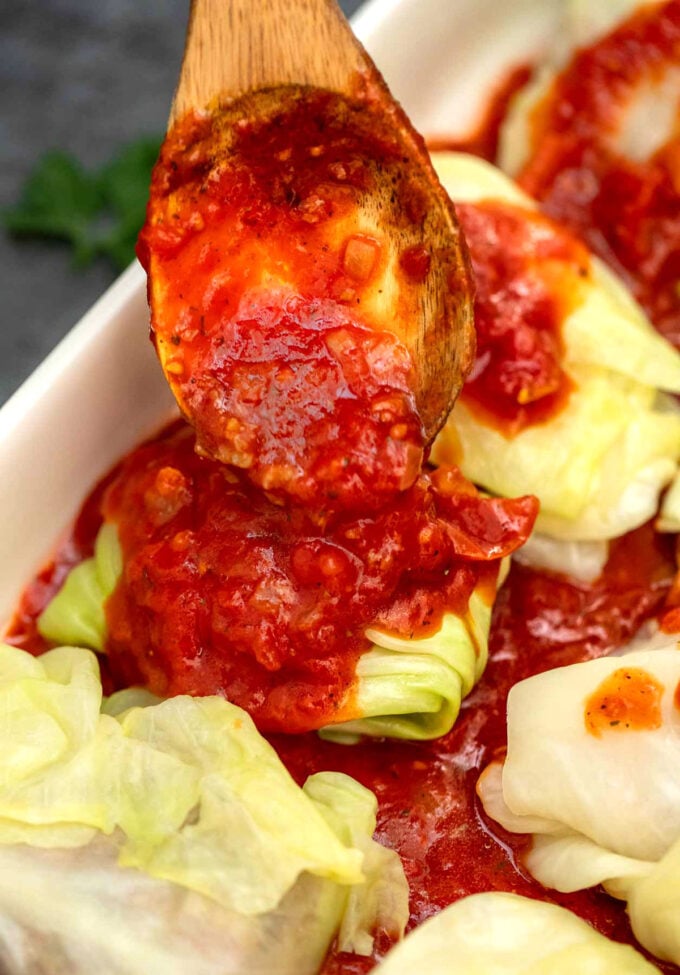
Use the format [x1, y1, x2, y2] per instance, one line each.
[171, 0, 368, 124]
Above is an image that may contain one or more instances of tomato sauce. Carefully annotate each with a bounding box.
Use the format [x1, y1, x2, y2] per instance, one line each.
[585, 667, 665, 737]
[515, 0, 680, 347]
[454, 200, 587, 435]
[33, 421, 531, 735]
[139, 85, 472, 517]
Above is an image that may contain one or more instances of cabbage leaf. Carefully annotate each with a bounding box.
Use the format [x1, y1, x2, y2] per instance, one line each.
[657, 474, 680, 533]
[38, 522, 122, 652]
[372, 891, 660, 974]
[478, 642, 680, 965]
[512, 532, 609, 582]
[303, 772, 409, 955]
[0, 642, 411, 939]
[0, 839, 351, 975]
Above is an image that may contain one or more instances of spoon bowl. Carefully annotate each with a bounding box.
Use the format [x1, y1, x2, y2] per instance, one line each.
[139, 0, 475, 513]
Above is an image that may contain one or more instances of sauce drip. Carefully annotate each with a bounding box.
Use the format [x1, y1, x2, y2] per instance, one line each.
[455, 200, 586, 434]
[96, 422, 535, 734]
[585, 667, 665, 737]
[516, 0, 680, 346]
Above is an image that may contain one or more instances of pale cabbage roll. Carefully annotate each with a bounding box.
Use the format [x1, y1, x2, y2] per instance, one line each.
[431, 152, 680, 549]
[478, 642, 680, 965]
[372, 891, 660, 974]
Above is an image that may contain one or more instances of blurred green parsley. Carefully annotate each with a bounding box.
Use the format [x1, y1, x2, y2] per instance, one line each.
[3, 137, 161, 271]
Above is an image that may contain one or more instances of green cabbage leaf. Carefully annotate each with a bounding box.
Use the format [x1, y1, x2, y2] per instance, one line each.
[431, 152, 680, 541]
[0, 840, 357, 975]
[320, 581, 496, 742]
[38, 522, 122, 652]
[0, 641, 412, 941]
[478, 642, 680, 965]
[303, 772, 409, 954]
[372, 891, 660, 974]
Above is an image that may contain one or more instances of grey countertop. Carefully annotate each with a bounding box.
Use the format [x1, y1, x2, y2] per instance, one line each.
[0, 0, 364, 406]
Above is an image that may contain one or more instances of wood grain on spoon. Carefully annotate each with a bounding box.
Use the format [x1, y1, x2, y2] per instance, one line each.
[139, 0, 474, 515]
[170, 0, 369, 122]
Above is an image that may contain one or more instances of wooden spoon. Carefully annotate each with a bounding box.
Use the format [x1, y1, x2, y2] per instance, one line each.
[139, 0, 475, 513]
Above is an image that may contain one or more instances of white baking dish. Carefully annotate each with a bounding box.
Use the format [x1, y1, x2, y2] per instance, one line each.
[0, 0, 562, 627]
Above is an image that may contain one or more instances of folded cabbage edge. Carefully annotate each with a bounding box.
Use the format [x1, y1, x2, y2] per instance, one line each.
[0, 643, 408, 960]
[320, 582, 494, 741]
[38, 523, 500, 742]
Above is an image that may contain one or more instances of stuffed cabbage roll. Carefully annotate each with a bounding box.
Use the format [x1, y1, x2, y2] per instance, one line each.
[0, 642, 408, 973]
[430, 152, 680, 562]
[478, 641, 680, 965]
[498, 0, 680, 346]
[36, 421, 536, 741]
[372, 892, 660, 974]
